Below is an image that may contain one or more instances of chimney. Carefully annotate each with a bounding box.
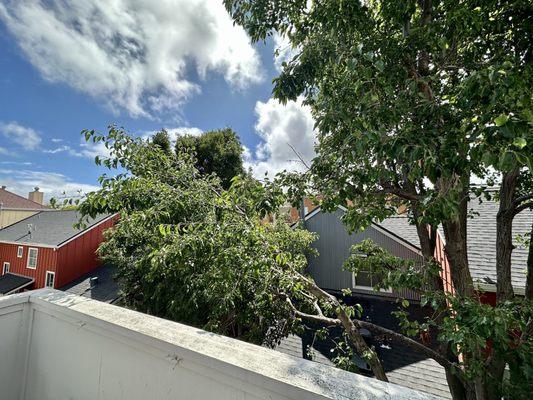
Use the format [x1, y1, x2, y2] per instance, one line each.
[28, 187, 44, 205]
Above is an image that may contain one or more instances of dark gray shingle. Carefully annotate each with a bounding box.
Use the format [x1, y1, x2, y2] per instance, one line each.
[60, 264, 120, 303]
[377, 199, 532, 289]
[0, 210, 111, 247]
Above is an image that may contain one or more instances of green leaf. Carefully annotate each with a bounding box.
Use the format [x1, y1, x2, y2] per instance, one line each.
[513, 137, 527, 149]
[375, 60, 384, 72]
[494, 114, 509, 126]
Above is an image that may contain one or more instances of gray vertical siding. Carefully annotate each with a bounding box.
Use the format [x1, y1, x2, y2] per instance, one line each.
[305, 209, 422, 301]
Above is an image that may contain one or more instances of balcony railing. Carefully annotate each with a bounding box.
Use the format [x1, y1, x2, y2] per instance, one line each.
[0, 289, 439, 399]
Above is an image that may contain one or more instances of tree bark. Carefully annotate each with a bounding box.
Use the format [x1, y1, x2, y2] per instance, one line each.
[300, 276, 389, 381]
[526, 223, 533, 301]
[441, 180, 475, 298]
[496, 168, 519, 302]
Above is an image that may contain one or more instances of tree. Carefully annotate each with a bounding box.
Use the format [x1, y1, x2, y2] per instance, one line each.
[151, 129, 172, 155]
[225, 1, 532, 399]
[79, 126, 412, 381]
[175, 128, 245, 189]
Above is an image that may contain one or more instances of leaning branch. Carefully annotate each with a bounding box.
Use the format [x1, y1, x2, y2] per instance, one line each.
[513, 201, 533, 216]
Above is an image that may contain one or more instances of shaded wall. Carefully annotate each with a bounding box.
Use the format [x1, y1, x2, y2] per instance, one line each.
[0, 210, 38, 229]
[305, 209, 423, 300]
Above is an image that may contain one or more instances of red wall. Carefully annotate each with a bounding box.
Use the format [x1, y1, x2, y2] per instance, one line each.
[434, 231, 455, 295]
[0, 215, 116, 290]
[0, 243, 58, 288]
[55, 216, 116, 288]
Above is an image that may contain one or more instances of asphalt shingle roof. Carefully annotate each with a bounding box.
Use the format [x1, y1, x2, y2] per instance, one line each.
[377, 199, 532, 289]
[378, 216, 421, 248]
[273, 295, 450, 399]
[0, 210, 111, 247]
[60, 264, 120, 303]
[0, 187, 48, 210]
[0, 273, 34, 295]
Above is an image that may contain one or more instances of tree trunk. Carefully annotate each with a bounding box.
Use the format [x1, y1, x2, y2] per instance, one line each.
[496, 169, 519, 301]
[441, 180, 475, 298]
[525, 223, 533, 300]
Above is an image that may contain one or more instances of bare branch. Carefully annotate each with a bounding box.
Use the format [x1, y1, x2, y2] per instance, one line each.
[354, 319, 461, 377]
[287, 142, 311, 170]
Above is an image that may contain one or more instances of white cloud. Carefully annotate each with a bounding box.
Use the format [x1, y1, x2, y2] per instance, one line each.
[0, 0, 263, 118]
[78, 141, 111, 159]
[51, 138, 63, 143]
[273, 32, 299, 72]
[246, 97, 316, 178]
[43, 140, 112, 159]
[0, 169, 99, 201]
[44, 145, 74, 155]
[0, 121, 42, 150]
[142, 126, 203, 145]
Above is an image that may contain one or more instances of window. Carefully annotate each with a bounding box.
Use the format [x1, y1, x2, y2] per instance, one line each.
[27, 248, 38, 269]
[17, 246, 23, 258]
[352, 269, 392, 293]
[45, 271, 55, 288]
[2, 262, 9, 275]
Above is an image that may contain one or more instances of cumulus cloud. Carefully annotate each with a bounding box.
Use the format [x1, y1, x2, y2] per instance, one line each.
[0, 0, 263, 118]
[0, 121, 42, 150]
[246, 97, 316, 178]
[0, 169, 99, 201]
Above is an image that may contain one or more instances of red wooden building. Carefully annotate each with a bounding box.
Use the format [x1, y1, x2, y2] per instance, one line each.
[0, 210, 116, 295]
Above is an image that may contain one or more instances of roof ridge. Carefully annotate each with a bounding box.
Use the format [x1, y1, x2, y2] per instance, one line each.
[0, 187, 48, 209]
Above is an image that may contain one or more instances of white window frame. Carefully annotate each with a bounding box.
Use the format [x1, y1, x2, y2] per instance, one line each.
[27, 248, 38, 270]
[352, 272, 393, 293]
[45, 271, 55, 289]
[17, 246, 23, 258]
[2, 262, 9, 275]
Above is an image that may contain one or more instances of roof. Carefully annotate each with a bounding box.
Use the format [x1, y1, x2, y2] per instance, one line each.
[0, 187, 48, 210]
[378, 216, 421, 249]
[0, 210, 112, 247]
[305, 199, 532, 289]
[0, 273, 34, 295]
[273, 295, 450, 399]
[60, 264, 120, 303]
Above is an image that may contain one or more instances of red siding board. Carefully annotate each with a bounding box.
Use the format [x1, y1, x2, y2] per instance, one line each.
[0, 215, 116, 290]
[55, 217, 115, 288]
[0, 243, 57, 288]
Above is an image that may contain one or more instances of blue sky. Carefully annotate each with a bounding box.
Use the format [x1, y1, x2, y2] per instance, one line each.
[0, 1, 315, 200]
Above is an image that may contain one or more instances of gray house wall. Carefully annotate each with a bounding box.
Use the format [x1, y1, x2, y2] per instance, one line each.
[305, 209, 422, 301]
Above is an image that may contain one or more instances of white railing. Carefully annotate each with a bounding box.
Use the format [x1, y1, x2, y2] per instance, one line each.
[0, 289, 439, 400]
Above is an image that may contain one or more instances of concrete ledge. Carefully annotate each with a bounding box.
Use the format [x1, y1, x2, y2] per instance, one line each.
[1, 289, 441, 400]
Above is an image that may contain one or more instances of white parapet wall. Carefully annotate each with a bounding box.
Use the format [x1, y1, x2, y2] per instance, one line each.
[0, 289, 440, 400]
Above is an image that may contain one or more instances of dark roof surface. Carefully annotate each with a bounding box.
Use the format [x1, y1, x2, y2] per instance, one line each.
[0, 273, 34, 295]
[0, 187, 48, 210]
[0, 210, 111, 247]
[377, 199, 532, 288]
[273, 295, 450, 399]
[275, 334, 449, 399]
[60, 264, 120, 303]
